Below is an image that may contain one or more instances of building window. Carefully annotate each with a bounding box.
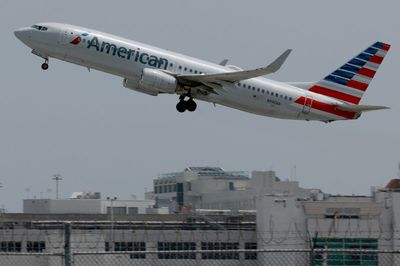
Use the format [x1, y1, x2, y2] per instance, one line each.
[0, 242, 22, 252]
[106, 207, 127, 215]
[27, 241, 45, 253]
[128, 207, 138, 215]
[201, 242, 239, 260]
[158, 242, 196, 259]
[244, 243, 257, 260]
[106, 242, 146, 259]
[313, 238, 377, 266]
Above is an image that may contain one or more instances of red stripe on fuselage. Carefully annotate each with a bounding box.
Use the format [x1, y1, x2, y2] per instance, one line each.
[295, 96, 357, 119]
[309, 86, 361, 104]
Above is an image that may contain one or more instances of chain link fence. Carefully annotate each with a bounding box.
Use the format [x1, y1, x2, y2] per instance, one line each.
[0, 252, 64, 266]
[1, 249, 399, 265]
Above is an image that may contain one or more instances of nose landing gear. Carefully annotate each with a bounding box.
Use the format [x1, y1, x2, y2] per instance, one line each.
[176, 95, 197, 113]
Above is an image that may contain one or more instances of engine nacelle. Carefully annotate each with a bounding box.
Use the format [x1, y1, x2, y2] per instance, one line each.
[123, 77, 159, 96]
[138, 68, 178, 94]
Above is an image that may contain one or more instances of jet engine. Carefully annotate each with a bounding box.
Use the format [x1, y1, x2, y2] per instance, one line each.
[123, 77, 159, 96]
[123, 68, 179, 96]
[139, 68, 178, 94]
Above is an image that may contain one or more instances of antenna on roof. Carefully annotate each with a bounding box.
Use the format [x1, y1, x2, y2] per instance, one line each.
[52, 174, 63, 199]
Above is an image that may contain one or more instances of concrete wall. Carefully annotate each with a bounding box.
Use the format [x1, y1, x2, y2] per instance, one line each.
[24, 199, 155, 214]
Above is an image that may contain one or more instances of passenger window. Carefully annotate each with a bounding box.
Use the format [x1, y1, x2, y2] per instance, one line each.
[262, 89, 265, 93]
[194, 70, 198, 74]
[184, 67, 187, 71]
[178, 66, 182, 69]
[257, 88, 260, 92]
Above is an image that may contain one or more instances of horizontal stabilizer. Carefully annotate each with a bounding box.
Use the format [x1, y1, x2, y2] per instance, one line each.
[335, 104, 389, 112]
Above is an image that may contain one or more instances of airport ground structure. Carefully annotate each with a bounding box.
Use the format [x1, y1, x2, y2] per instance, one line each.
[1, 167, 400, 265]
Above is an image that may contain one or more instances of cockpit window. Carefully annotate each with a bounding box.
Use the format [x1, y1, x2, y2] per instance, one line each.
[31, 25, 48, 31]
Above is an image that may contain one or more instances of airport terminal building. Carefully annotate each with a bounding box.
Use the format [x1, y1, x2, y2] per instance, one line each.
[2, 167, 400, 265]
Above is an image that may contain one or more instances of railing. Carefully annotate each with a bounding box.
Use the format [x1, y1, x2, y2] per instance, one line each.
[0, 249, 399, 265]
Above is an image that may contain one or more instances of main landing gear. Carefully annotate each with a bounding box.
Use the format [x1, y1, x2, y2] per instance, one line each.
[176, 95, 197, 113]
[41, 59, 49, 70]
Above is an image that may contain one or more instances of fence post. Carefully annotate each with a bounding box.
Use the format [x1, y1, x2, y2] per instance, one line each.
[64, 222, 72, 266]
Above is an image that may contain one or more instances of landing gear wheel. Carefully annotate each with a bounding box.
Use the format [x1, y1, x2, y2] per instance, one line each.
[176, 100, 186, 113]
[186, 99, 197, 112]
[41, 62, 49, 70]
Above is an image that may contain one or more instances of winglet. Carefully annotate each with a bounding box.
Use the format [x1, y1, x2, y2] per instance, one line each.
[268, 49, 292, 73]
[219, 59, 229, 66]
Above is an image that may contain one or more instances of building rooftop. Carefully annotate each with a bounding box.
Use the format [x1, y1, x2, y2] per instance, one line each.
[157, 166, 249, 179]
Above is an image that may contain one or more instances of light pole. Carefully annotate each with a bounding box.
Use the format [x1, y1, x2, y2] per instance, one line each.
[107, 196, 117, 251]
[52, 174, 63, 199]
[0, 183, 3, 213]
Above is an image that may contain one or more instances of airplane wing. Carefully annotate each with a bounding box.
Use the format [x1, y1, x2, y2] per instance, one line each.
[177, 49, 292, 84]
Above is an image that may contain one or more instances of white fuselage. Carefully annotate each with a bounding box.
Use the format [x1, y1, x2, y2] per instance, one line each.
[15, 23, 354, 121]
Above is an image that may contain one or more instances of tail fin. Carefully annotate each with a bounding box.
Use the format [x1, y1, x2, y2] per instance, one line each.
[309, 41, 390, 104]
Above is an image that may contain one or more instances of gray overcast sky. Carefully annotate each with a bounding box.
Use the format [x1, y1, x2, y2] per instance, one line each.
[1, 0, 399, 211]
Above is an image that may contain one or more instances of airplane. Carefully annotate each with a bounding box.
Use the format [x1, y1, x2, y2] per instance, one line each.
[14, 23, 391, 122]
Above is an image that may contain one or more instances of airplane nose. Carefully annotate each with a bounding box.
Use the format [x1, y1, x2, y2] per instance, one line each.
[14, 27, 31, 41]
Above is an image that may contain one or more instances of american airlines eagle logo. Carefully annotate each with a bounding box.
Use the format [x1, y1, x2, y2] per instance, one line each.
[70, 32, 89, 45]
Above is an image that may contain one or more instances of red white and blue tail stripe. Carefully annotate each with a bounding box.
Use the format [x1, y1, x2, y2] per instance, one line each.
[309, 41, 390, 104]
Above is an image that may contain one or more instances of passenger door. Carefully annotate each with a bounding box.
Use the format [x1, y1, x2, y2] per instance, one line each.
[302, 95, 313, 114]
